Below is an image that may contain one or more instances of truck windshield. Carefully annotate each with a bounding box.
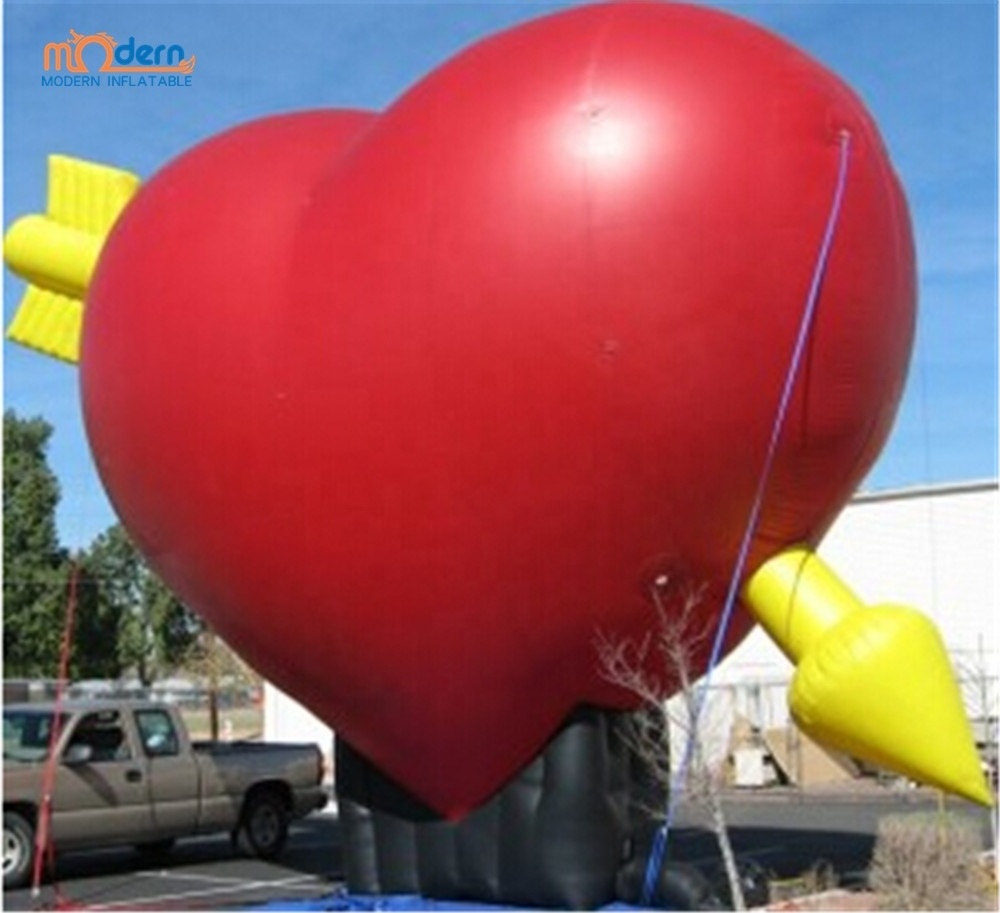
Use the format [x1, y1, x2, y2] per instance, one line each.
[3, 709, 61, 762]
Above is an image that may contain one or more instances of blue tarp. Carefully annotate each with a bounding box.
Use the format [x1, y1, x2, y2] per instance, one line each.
[246, 890, 643, 911]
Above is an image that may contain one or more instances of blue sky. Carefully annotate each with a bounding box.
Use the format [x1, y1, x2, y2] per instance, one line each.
[3, 1, 997, 550]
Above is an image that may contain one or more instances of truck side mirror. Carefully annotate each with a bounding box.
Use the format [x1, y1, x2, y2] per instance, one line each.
[63, 743, 94, 764]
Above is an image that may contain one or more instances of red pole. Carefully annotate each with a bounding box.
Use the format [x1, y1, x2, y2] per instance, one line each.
[31, 560, 80, 898]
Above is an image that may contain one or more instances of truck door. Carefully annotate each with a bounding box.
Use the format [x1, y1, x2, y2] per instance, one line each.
[53, 709, 154, 846]
[134, 708, 200, 834]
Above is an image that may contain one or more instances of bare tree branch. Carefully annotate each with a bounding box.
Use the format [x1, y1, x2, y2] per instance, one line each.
[595, 576, 747, 910]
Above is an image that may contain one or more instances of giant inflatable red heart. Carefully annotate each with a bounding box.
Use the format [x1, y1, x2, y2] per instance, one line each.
[81, 2, 914, 816]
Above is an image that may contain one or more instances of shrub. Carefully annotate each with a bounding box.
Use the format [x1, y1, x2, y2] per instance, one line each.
[869, 812, 995, 910]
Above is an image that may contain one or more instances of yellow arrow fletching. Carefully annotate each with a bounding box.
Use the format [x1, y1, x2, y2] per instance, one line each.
[3, 154, 140, 364]
[47, 154, 141, 235]
[5, 286, 84, 364]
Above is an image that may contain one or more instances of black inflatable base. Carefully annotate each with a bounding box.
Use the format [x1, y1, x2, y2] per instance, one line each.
[336, 707, 642, 910]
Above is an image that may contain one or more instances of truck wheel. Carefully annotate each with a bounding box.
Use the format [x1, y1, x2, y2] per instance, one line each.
[234, 789, 289, 860]
[3, 811, 34, 890]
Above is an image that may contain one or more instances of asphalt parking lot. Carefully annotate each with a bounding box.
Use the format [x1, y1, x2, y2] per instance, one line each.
[4, 789, 993, 911]
[2, 812, 343, 911]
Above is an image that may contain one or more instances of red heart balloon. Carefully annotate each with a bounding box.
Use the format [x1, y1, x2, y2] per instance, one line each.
[82, 2, 914, 816]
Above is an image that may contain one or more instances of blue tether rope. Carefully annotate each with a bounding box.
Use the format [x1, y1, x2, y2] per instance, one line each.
[640, 130, 854, 907]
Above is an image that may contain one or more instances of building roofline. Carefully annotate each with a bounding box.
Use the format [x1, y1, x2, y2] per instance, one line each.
[851, 478, 998, 505]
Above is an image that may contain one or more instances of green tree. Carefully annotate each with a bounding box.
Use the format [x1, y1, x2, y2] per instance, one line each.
[3, 410, 70, 677]
[84, 523, 203, 685]
[71, 561, 127, 679]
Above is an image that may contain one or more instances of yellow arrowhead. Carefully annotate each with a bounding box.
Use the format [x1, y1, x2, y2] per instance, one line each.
[743, 547, 992, 806]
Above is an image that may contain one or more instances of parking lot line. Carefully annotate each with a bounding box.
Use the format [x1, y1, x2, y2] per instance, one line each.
[81, 872, 325, 909]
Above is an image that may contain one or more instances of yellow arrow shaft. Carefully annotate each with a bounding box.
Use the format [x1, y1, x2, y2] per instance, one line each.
[4, 214, 103, 300]
[742, 546, 862, 663]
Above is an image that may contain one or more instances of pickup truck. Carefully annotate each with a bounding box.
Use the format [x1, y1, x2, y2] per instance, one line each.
[3, 698, 328, 889]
